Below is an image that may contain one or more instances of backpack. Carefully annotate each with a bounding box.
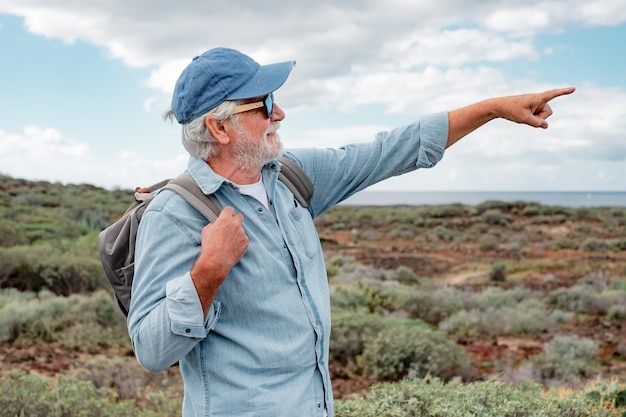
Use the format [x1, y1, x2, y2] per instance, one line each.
[98, 157, 313, 317]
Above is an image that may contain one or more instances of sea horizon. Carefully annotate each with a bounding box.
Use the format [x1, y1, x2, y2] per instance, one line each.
[341, 191, 626, 208]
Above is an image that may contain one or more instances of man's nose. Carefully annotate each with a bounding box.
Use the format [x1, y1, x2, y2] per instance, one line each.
[271, 103, 285, 121]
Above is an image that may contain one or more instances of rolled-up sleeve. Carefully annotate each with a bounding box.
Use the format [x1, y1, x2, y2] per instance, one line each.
[416, 112, 447, 168]
[166, 273, 220, 338]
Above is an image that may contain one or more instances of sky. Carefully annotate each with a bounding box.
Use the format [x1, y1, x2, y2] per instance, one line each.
[0, 1, 625, 192]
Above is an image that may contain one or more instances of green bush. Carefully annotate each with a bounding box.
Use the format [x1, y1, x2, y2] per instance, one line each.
[0, 290, 128, 350]
[439, 300, 548, 337]
[481, 209, 510, 226]
[524, 335, 599, 385]
[0, 244, 108, 294]
[335, 377, 623, 417]
[330, 311, 389, 367]
[330, 311, 427, 368]
[488, 262, 507, 282]
[613, 238, 626, 251]
[0, 371, 142, 417]
[356, 326, 471, 381]
[392, 286, 465, 324]
[580, 238, 609, 252]
[70, 355, 183, 404]
[393, 265, 420, 286]
[479, 235, 499, 252]
[471, 286, 535, 310]
[432, 225, 462, 242]
[548, 286, 622, 316]
[552, 238, 578, 250]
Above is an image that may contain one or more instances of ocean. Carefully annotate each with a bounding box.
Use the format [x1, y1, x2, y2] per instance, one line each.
[340, 191, 626, 208]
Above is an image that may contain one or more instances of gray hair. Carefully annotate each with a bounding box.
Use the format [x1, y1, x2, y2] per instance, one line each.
[163, 100, 241, 160]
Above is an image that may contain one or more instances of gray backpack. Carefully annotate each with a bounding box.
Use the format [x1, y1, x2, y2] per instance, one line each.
[98, 157, 313, 317]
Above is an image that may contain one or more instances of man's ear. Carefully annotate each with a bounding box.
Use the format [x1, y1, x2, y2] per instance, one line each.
[205, 116, 231, 145]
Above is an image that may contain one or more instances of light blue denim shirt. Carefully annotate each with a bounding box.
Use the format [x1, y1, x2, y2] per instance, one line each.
[128, 112, 448, 417]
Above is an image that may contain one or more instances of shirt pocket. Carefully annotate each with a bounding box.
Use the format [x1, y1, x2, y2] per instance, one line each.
[287, 207, 318, 259]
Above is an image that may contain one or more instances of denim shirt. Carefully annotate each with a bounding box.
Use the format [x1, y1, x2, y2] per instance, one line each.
[128, 112, 448, 417]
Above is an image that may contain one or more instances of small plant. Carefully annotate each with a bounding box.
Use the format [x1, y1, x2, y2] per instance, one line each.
[488, 262, 507, 282]
[524, 334, 599, 386]
[356, 326, 472, 381]
[393, 265, 419, 286]
[479, 235, 499, 252]
[481, 209, 510, 226]
[395, 286, 465, 324]
[335, 377, 625, 417]
[580, 238, 609, 252]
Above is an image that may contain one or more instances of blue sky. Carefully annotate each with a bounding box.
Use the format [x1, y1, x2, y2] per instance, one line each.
[0, 1, 625, 191]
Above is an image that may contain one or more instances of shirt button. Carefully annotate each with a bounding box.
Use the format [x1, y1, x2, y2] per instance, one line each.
[258, 207, 263, 212]
[185, 328, 191, 333]
[317, 403, 322, 408]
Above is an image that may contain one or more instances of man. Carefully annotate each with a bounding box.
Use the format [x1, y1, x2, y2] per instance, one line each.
[127, 47, 575, 417]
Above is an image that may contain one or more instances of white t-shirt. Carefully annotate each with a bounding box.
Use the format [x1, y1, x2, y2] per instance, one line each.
[237, 178, 277, 221]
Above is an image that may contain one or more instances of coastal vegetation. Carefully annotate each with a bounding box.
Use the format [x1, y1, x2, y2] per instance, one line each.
[0, 174, 625, 416]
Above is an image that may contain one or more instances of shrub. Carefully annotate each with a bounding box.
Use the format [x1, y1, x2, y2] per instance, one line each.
[522, 204, 542, 216]
[392, 265, 419, 286]
[330, 311, 427, 368]
[330, 311, 389, 367]
[481, 209, 510, 226]
[606, 304, 626, 320]
[439, 300, 548, 337]
[432, 225, 462, 242]
[0, 290, 128, 350]
[0, 371, 141, 417]
[471, 286, 535, 310]
[553, 238, 578, 250]
[356, 326, 471, 381]
[580, 238, 608, 252]
[70, 355, 183, 404]
[523, 335, 599, 386]
[479, 235, 499, 252]
[549, 309, 575, 324]
[612, 238, 626, 251]
[548, 286, 618, 315]
[0, 244, 108, 294]
[335, 377, 621, 417]
[394, 286, 465, 324]
[488, 262, 507, 282]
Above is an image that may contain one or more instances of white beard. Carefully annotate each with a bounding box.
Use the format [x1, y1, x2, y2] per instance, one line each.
[232, 122, 283, 171]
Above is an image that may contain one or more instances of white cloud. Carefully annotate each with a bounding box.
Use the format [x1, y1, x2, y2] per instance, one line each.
[0, 126, 187, 189]
[0, 126, 88, 158]
[4, 0, 626, 92]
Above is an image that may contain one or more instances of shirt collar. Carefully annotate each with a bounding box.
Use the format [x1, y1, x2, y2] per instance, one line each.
[186, 156, 282, 195]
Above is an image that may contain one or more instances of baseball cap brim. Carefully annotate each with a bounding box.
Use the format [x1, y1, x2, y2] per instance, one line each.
[227, 61, 296, 100]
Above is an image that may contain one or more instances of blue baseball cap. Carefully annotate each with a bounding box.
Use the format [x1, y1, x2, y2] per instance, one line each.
[171, 47, 296, 124]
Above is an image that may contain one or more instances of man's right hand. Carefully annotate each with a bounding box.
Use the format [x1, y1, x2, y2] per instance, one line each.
[190, 206, 249, 315]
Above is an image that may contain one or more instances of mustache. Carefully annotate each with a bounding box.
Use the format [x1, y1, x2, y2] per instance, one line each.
[265, 121, 281, 136]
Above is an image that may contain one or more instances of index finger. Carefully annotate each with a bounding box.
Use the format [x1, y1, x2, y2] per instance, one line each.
[543, 86, 576, 102]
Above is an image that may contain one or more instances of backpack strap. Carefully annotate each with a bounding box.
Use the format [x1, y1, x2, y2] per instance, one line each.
[277, 156, 313, 208]
[165, 173, 222, 222]
[162, 158, 312, 219]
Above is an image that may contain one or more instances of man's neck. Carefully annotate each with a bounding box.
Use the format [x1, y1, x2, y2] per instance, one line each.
[206, 158, 262, 185]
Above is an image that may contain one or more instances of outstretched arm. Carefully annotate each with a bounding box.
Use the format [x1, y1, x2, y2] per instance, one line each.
[446, 87, 576, 148]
